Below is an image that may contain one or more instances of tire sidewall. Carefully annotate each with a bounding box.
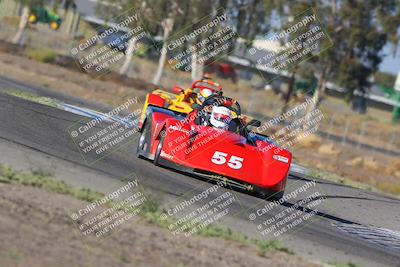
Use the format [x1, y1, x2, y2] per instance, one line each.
[154, 129, 165, 165]
[137, 116, 152, 157]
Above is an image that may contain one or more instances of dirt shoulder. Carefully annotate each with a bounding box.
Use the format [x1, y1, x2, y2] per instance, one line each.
[0, 182, 320, 267]
[0, 50, 150, 107]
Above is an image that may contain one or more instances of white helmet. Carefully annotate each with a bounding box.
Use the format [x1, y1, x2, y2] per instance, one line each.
[209, 106, 232, 130]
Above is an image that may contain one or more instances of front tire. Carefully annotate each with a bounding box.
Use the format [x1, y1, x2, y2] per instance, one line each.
[137, 117, 152, 158]
[153, 129, 165, 166]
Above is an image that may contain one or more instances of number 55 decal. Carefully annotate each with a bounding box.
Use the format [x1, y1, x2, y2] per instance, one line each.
[211, 151, 244, 170]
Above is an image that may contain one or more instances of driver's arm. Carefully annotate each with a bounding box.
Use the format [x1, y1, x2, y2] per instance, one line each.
[180, 88, 197, 103]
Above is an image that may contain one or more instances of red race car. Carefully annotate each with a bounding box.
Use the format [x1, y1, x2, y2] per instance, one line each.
[137, 95, 291, 199]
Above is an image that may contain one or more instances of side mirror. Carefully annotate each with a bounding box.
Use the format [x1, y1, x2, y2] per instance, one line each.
[171, 85, 184, 94]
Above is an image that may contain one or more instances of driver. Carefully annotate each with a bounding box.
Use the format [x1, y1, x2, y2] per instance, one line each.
[208, 106, 233, 130]
[195, 87, 216, 103]
[181, 74, 223, 105]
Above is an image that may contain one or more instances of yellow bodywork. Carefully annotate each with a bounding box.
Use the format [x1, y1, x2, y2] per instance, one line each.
[139, 87, 252, 128]
[139, 88, 198, 126]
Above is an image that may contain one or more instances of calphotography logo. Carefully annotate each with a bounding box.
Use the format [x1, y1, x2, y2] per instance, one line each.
[251, 7, 333, 83]
[246, 180, 329, 238]
[69, 178, 148, 238]
[164, 8, 238, 72]
[159, 181, 239, 237]
[67, 95, 143, 165]
[69, 7, 152, 78]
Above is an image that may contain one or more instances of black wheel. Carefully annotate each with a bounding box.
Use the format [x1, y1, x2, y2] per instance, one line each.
[270, 190, 284, 201]
[153, 129, 165, 166]
[137, 117, 152, 158]
[257, 188, 284, 201]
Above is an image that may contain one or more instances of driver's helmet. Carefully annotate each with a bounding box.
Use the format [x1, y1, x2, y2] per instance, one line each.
[202, 72, 212, 81]
[209, 106, 232, 130]
[197, 87, 215, 103]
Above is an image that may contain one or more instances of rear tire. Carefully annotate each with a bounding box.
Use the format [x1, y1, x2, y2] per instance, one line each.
[257, 189, 284, 201]
[153, 129, 166, 166]
[137, 117, 152, 158]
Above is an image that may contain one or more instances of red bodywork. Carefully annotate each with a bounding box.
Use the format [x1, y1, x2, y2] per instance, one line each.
[190, 80, 223, 93]
[143, 108, 291, 193]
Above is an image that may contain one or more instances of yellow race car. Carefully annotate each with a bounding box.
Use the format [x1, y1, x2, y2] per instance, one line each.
[138, 79, 223, 130]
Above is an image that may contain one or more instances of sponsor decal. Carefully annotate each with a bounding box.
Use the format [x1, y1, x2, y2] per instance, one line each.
[168, 125, 190, 134]
[273, 155, 289, 163]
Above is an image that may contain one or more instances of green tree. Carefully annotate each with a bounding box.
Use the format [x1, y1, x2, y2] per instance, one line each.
[308, 0, 400, 113]
[274, 0, 400, 115]
[262, 1, 311, 114]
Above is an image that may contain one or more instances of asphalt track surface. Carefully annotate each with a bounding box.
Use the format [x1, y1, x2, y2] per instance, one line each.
[0, 76, 400, 267]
